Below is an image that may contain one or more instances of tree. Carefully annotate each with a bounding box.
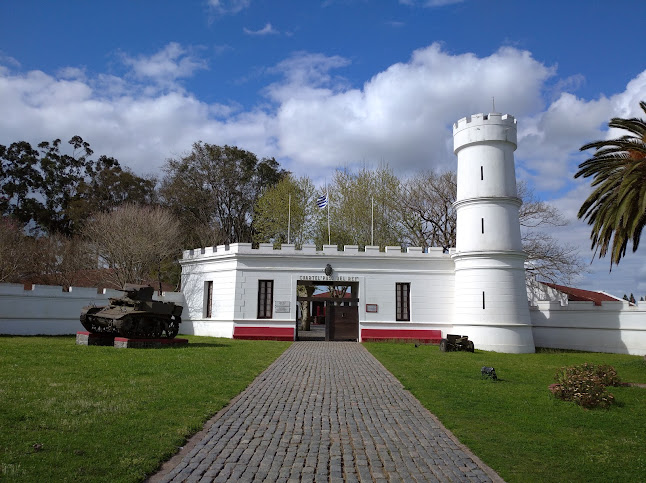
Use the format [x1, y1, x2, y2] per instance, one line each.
[398, 171, 584, 284]
[1, 137, 157, 236]
[516, 182, 586, 284]
[316, 165, 402, 249]
[253, 174, 317, 247]
[575, 101, 646, 266]
[82, 204, 182, 289]
[29, 233, 95, 288]
[399, 171, 457, 251]
[160, 143, 286, 247]
[0, 217, 31, 283]
[0, 141, 42, 230]
[67, 155, 158, 229]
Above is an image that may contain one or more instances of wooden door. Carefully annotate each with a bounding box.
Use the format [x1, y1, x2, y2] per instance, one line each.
[328, 305, 358, 341]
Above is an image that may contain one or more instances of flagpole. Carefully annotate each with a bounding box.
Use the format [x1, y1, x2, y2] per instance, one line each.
[371, 196, 374, 246]
[326, 187, 331, 246]
[287, 193, 291, 244]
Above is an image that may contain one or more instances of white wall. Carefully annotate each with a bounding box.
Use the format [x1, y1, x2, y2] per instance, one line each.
[530, 300, 646, 356]
[180, 243, 456, 338]
[0, 283, 184, 335]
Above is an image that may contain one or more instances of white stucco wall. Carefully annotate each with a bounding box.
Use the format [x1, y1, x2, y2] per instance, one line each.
[530, 301, 646, 356]
[179, 243, 456, 339]
[0, 283, 184, 335]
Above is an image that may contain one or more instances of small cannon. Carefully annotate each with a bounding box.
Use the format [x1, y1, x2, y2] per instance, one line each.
[439, 334, 474, 352]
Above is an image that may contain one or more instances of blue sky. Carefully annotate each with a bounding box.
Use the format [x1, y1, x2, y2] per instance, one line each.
[1, 0, 646, 298]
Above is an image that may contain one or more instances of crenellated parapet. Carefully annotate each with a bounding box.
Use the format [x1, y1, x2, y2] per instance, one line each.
[0, 283, 122, 298]
[453, 113, 517, 152]
[181, 243, 449, 260]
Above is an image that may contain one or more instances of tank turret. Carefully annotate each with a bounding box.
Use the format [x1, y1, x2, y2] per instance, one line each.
[80, 284, 183, 338]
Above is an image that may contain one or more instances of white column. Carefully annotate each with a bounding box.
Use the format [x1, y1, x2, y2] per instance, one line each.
[452, 113, 535, 353]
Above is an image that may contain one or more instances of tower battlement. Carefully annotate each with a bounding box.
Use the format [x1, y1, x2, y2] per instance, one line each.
[453, 113, 517, 152]
[452, 113, 516, 132]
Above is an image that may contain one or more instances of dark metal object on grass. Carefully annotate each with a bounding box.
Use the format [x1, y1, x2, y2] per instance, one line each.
[439, 334, 475, 352]
[80, 284, 182, 339]
[481, 366, 497, 380]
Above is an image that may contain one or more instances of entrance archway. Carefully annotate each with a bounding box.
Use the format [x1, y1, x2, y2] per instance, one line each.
[295, 280, 359, 341]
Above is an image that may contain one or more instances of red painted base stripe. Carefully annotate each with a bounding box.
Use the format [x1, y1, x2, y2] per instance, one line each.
[361, 329, 442, 344]
[233, 327, 294, 341]
[114, 337, 189, 345]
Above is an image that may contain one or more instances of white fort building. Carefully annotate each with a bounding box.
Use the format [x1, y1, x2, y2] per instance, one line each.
[178, 112, 646, 354]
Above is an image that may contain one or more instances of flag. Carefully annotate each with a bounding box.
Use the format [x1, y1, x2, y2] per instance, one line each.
[316, 193, 328, 208]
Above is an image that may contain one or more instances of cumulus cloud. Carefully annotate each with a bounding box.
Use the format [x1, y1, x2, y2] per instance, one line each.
[271, 44, 553, 175]
[243, 23, 279, 36]
[119, 42, 208, 85]
[516, 70, 646, 193]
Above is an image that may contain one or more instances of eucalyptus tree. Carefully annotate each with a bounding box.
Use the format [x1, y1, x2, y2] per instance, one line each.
[0, 137, 156, 236]
[160, 143, 287, 248]
[575, 101, 646, 267]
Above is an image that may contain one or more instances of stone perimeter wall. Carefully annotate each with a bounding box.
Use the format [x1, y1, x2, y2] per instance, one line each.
[0, 283, 184, 335]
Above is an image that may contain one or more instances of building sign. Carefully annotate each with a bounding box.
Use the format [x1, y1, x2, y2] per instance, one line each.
[299, 275, 360, 282]
[366, 304, 378, 313]
[275, 301, 290, 313]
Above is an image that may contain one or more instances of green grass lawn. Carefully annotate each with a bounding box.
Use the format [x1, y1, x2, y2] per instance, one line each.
[365, 343, 646, 482]
[3, 337, 645, 482]
[0, 335, 290, 482]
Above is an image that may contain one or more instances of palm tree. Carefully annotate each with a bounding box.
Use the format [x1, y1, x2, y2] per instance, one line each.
[575, 101, 646, 266]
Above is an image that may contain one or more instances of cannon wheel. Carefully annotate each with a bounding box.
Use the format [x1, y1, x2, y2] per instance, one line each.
[439, 338, 449, 352]
[466, 340, 475, 352]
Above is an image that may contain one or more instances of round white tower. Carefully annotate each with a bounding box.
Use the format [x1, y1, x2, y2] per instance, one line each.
[452, 113, 535, 353]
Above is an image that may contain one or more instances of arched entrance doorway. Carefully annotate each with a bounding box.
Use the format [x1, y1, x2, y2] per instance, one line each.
[295, 280, 359, 341]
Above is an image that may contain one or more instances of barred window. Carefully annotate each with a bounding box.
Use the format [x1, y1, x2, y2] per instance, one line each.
[396, 283, 410, 321]
[258, 280, 273, 319]
[205, 281, 213, 318]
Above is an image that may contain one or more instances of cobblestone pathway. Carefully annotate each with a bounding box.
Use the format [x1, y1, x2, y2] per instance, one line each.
[150, 342, 503, 482]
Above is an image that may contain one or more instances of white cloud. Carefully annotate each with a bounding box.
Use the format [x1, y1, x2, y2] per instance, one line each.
[271, 44, 553, 175]
[208, 0, 251, 15]
[119, 42, 208, 85]
[243, 23, 279, 36]
[515, 70, 646, 193]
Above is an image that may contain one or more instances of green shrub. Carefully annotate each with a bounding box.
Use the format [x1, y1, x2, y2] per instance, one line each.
[550, 363, 620, 409]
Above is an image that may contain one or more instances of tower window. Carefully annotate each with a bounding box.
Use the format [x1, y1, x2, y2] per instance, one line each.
[480, 166, 483, 180]
[482, 291, 486, 310]
[481, 218, 484, 234]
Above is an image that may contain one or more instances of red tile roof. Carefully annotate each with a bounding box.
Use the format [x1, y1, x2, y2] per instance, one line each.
[542, 282, 624, 306]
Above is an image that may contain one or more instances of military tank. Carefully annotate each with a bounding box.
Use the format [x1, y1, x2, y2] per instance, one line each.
[80, 284, 183, 339]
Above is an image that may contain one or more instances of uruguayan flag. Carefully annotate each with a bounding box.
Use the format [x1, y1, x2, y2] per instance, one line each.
[316, 193, 328, 208]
